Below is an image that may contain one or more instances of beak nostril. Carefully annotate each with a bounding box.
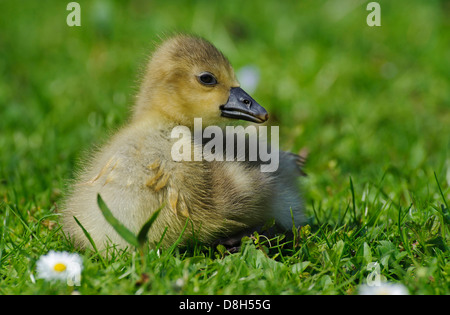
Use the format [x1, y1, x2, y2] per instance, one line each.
[223, 87, 267, 123]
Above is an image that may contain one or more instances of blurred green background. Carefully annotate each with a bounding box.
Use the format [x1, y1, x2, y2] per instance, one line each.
[1, 0, 449, 217]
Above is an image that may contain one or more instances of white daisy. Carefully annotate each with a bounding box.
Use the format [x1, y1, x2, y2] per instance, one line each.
[36, 251, 83, 285]
[359, 282, 409, 295]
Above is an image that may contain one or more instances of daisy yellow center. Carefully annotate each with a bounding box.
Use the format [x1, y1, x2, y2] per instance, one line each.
[53, 263, 67, 272]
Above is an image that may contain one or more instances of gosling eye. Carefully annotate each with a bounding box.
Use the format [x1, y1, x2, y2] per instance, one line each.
[197, 72, 217, 86]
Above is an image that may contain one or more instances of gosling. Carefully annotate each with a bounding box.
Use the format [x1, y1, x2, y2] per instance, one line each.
[61, 35, 305, 250]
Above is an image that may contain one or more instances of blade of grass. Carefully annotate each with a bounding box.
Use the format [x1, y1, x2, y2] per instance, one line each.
[0, 202, 9, 269]
[397, 204, 415, 262]
[155, 226, 169, 252]
[319, 226, 332, 250]
[290, 208, 299, 248]
[137, 204, 163, 247]
[73, 216, 106, 267]
[349, 176, 358, 224]
[311, 200, 322, 226]
[97, 194, 139, 248]
[434, 171, 449, 209]
[337, 203, 351, 227]
[167, 218, 190, 255]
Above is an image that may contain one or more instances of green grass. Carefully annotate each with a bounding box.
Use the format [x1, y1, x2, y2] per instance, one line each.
[0, 0, 449, 295]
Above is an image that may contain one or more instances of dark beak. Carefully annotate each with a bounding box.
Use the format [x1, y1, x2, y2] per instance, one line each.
[220, 87, 269, 123]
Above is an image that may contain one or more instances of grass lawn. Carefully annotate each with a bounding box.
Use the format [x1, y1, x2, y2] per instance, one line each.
[0, 0, 449, 295]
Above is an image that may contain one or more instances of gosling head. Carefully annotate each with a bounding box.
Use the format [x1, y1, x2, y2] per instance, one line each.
[134, 35, 268, 127]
